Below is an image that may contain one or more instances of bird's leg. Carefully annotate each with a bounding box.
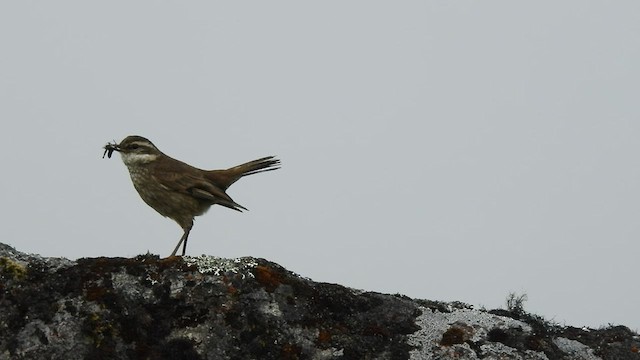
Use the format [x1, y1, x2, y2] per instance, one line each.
[170, 224, 192, 257]
[181, 228, 190, 256]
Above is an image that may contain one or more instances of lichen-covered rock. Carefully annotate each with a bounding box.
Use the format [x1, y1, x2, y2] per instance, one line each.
[1, 243, 638, 359]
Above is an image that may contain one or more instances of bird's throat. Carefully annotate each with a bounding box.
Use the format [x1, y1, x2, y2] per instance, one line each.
[120, 152, 159, 166]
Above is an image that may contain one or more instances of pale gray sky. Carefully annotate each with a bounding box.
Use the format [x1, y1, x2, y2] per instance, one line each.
[1, 2, 639, 331]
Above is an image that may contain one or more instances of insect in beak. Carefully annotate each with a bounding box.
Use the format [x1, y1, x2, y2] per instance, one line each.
[103, 141, 119, 159]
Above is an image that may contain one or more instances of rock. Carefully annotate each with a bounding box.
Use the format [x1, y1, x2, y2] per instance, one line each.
[1, 243, 638, 359]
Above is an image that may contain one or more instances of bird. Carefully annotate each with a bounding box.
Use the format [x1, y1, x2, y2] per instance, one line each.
[103, 135, 280, 256]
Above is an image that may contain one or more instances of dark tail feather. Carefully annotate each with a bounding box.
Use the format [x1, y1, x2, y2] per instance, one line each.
[234, 156, 281, 177]
[218, 200, 248, 212]
[207, 156, 280, 190]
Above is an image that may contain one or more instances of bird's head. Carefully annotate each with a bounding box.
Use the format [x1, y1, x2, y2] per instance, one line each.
[104, 135, 161, 165]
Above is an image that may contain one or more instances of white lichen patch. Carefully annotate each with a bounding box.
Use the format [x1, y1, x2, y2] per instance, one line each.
[408, 307, 535, 360]
[553, 337, 602, 360]
[169, 278, 186, 297]
[15, 320, 52, 355]
[0, 244, 75, 273]
[260, 301, 283, 317]
[184, 255, 259, 278]
[167, 322, 212, 347]
[111, 270, 155, 301]
[312, 347, 344, 360]
[480, 342, 549, 360]
[285, 326, 345, 360]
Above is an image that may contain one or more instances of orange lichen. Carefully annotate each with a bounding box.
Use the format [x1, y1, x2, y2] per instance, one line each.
[158, 255, 185, 269]
[281, 343, 302, 360]
[85, 286, 109, 302]
[254, 265, 283, 292]
[227, 284, 238, 295]
[317, 329, 332, 344]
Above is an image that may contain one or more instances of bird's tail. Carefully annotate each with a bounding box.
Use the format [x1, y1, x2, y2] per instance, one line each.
[206, 156, 280, 190]
[231, 156, 281, 177]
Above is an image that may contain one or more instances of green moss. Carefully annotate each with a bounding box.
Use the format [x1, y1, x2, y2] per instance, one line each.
[0, 257, 27, 279]
[86, 313, 117, 349]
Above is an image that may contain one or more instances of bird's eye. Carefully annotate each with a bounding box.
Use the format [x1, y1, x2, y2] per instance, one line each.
[129, 144, 140, 150]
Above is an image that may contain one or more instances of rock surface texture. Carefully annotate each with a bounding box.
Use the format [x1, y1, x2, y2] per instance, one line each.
[1, 243, 639, 360]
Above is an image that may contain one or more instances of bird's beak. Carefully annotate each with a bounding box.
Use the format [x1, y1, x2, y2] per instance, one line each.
[102, 142, 121, 159]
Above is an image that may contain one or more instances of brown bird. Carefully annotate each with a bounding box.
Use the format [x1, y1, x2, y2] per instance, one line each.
[103, 135, 280, 256]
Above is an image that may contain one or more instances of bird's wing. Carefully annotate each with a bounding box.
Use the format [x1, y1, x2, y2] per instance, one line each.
[152, 168, 246, 211]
